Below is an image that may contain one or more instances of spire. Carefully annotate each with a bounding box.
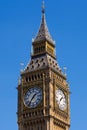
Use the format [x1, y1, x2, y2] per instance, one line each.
[33, 1, 54, 45]
[42, 0, 45, 14]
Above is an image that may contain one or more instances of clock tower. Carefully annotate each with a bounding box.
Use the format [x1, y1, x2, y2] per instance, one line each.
[17, 2, 70, 130]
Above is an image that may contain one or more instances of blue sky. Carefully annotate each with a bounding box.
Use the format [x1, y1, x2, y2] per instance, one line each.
[0, 0, 87, 130]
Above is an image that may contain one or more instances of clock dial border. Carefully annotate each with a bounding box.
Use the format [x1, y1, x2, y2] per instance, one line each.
[55, 86, 68, 112]
[23, 87, 42, 109]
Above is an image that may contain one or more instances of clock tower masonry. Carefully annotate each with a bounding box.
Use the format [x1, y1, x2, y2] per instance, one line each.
[17, 2, 70, 130]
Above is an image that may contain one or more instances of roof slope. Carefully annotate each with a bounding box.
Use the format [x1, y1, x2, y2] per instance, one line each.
[33, 11, 54, 45]
[23, 54, 63, 75]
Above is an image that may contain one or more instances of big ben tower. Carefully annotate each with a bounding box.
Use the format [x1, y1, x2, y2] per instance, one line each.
[17, 1, 70, 130]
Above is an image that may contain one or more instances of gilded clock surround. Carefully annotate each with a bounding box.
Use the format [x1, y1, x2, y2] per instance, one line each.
[17, 2, 70, 130]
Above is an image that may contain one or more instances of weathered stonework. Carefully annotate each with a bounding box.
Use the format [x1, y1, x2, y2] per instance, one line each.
[17, 2, 70, 130]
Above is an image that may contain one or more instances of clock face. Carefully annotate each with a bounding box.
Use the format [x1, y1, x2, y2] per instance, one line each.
[55, 89, 67, 111]
[24, 87, 42, 108]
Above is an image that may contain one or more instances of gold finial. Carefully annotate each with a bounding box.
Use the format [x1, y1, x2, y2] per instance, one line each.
[42, 0, 45, 14]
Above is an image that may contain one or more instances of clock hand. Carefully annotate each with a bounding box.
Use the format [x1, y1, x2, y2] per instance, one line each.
[29, 93, 37, 105]
[58, 97, 63, 105]
[28, 91, 41, 105]
[31, 91, 41, 101]
[60, 97, 63, 101]
[31, 93, 37, 101]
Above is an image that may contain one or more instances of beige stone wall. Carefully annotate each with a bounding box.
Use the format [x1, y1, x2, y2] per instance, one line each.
[54, 125, 64, 130]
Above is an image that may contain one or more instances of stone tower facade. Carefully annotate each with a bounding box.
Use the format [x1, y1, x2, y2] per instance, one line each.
[17, 2, 70, 130]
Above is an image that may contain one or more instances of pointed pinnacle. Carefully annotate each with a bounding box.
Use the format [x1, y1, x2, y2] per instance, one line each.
[42, 0, 45, 14]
